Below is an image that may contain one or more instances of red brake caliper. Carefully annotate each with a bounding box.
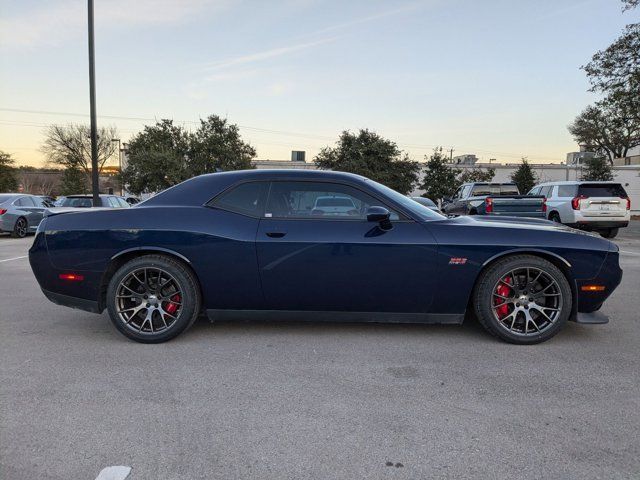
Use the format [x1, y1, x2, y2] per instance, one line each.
[165, 294, 181, 315]
[494, 276, 512, 319]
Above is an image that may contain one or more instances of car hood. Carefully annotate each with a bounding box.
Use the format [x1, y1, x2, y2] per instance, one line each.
[441, 214, 597, 236]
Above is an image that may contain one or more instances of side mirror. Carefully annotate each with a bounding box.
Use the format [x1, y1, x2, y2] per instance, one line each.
[366, 206, 392, 230]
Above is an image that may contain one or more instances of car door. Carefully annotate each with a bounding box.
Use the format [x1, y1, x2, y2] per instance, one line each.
[443, 187, 462, 215]
[256, 180, 439, 314]
[14, 196, 44, 231]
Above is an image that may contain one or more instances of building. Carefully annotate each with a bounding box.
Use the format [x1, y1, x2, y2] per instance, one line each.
[451, 154, 478, 165]
[566, 151, 597, 165]
[613, 145, 640, 166]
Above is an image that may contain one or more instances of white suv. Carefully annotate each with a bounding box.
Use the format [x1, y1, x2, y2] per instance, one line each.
[528, 181, 630, 238]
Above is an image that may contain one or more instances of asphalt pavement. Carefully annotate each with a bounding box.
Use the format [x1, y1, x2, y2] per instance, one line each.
[1, 224, 639, 479]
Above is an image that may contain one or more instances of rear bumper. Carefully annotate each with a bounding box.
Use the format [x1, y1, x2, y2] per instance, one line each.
[41, 288, 102, 314]
[568, 220, 629, 229]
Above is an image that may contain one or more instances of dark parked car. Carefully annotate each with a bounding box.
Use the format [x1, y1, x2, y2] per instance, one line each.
[0, 194, 48, 237]
[58, 194, 130, 209]
[125, 196, 141, 206]
[443, 182, 546, 218]
[409, 196, 442, 214]
[29, 170, 622, 345]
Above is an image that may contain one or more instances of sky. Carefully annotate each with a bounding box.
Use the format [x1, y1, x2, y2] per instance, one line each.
[0, 0, 637, 168]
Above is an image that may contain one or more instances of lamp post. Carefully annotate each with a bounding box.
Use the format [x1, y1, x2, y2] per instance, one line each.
[87, 0, 99, 204]
[111, 138, 122, 195]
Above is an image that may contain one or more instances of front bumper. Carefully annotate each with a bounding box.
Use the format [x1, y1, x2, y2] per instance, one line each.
[575, 311, 609, 324]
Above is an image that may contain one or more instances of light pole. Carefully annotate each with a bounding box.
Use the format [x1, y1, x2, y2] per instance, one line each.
[87, 0, 99, 204]
[111, 138, 122, 195]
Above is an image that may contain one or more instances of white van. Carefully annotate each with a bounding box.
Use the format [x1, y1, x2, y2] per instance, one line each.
[528, 181, 630, 238]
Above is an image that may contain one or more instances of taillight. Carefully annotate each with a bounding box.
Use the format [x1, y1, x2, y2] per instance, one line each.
[571, 195, 587, 210]
[623, 197, 631, 210]
[542, 197, 547, 213]
[485, 197, 493, 213]
[59, 273, 84, 281]
[0, 209, 6, 215]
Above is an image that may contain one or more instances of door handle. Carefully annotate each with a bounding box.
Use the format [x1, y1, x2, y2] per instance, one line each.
[265, 231, 286, 238]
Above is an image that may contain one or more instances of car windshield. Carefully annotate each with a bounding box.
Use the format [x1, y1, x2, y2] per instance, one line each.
[411, 197, 436, 207]
[367, 180, 445, 221]
[61, 197, 93, 208]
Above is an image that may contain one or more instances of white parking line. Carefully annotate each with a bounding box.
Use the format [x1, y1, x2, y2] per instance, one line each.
[620, 250, 640, 256]
[95, 466, 132, 480]
[0, 256, 27, 263]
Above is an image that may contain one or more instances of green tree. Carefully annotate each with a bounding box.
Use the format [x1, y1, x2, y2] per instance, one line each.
[315, 129, 419, 194]
[581, 156, 614, 181]
[41, 124, 119, 186]
[60, 166, 88, 195]
[419, 148, 461, 202]
[122, 116, 256, 195]
[0, 150, 18, 192]
[189, 115, 256, 175]
[456, 167, 495, 186]
[568, 96, 640, 162]
[510, 158, 538, 194]
[121, 120, 191, 195]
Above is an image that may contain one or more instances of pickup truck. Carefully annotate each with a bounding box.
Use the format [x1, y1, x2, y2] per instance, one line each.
[442, 182, 546, 218]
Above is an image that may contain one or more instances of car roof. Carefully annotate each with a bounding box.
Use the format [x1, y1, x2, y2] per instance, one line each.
[536, 180, 623, 186]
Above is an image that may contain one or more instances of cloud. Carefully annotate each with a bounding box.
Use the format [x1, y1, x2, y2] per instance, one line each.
[0, 0, 230, 49]
[201, 37, 336, 71]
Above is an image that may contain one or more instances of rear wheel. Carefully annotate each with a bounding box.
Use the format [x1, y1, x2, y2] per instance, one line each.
[106, 255, 201, 343]
[11, 217, 28, 238]
[473, 255, 572, 344]
[549, 212, 561, 223]
[599, 228, 618, 239]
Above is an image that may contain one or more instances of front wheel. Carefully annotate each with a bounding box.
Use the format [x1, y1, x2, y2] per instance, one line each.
[599, 228, 618, 239]
[106, 255, 201, 343]
[473, 255, 572, 344]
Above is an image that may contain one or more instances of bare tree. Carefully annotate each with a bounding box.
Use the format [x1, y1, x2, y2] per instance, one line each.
[41, 124, 119, 186]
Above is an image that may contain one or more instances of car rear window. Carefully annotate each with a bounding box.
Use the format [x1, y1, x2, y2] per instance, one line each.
[471, 184, 519, 196]
[578, 183, 627, 197]
[0, 194, 16, 203]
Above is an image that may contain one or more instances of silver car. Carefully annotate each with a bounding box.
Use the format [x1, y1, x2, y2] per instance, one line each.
[0, 194, 48, 238]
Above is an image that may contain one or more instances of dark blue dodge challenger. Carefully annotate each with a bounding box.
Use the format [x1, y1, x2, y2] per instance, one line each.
[29, 170, 622, 344]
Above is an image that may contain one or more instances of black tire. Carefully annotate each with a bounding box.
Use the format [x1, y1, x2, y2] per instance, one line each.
[549, 212, 561, 223]
[599, 228, 618, 239]
[11, 217, 28, 238]
[473, 255, 572, 345]
[106, 255, 201, 343]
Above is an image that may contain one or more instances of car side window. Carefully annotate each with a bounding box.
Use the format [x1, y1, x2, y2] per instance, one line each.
[265, 181, 400, 220]
[528, 187, 540, 195]
[452, 187, 462, 199]
[540, 186, 552, 197]
[107, 197, 120, 208]
[557, 185, 577, 197]
[210, 181, 269, 217]
[117, 198, 129, 208]
[461, 185, 473, 197]
[15, 197, 34, 207]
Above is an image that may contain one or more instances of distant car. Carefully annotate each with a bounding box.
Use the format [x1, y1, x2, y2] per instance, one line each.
[409, 196, 442, 214]
[443, 183, 546, 218]
[311, 196, 358, 216]
[529, 181, 630, 238]
[125, 196, 141, 206]
[0, 194, 48, 238]
[58, 195, 130, 209]
[38, 196, 56, 207]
